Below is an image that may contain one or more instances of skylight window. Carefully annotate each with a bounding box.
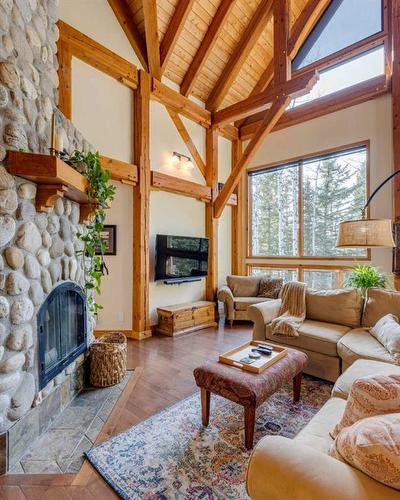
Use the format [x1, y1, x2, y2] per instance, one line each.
[293, 0, 383, 70]
[289, 46, 385, 108]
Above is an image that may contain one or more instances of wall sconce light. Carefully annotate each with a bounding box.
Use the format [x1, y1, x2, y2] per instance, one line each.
[173, 151, 194, 170]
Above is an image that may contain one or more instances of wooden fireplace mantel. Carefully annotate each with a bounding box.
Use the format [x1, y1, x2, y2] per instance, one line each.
[7, 151, 138, 222]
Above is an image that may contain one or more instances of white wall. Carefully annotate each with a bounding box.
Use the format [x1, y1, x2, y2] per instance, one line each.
[59, 0, 233, 328]
[218, 137, 232, 288]
[247, 94, 394, 274]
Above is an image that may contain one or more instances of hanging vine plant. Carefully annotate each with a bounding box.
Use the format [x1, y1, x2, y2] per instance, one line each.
[60, 150, 116, 313]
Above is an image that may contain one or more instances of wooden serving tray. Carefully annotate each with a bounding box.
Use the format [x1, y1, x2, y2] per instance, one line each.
[219, 341, 287, 373]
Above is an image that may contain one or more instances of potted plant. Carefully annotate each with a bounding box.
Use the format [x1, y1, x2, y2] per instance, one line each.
[343, 265, 392, 297]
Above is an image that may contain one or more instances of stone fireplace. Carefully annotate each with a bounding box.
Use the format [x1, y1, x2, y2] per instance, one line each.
[0, 0, 99, 473]
[38, 281, 87, 389]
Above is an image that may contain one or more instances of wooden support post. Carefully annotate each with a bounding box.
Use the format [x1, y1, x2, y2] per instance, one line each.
[393, 0, 400, 290]
[274, 0, 291, 84]
[57, 39, 72, 119]
[231, 140, 244, 275]
[205, 128, 219, 302]
[132, 70, 152, 339]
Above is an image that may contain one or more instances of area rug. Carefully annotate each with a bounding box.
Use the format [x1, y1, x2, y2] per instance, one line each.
[86, 376, 332, 499]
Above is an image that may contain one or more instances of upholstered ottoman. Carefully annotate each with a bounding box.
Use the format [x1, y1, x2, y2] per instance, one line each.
[193, 348, 308, 449]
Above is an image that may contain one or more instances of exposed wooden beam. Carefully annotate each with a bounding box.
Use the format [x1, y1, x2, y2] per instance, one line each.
[274, 0, 291, 84]
[58, 21, 138, 89]
[231, 140, 245, 275]
[151, 78, 211, 127]
[107, 0, 148, 71]
[215, 123, 239, 141]
[166, 108, 206, 177]
[213, 70, 318, 125]
[151, 170, 210, 201]
[236, 0, 330, 127]
[132, 70, 152, 340]
[205, 128, 219, 301]
[180, 0, 235, 97]
[392, 0, 400, 289]
[214, 97, 290, 218]
[142, 0, 161, 80]
[240, 75, 389, 140]
[160, 0, 194, 73]
[99, 156, 138, 184]
[206, 0, 274, 111]
[57, 38, 72, 119]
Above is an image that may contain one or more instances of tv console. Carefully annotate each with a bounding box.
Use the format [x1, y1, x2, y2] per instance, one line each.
[156, 301, 217, 337]
[163, 277, 203, 285]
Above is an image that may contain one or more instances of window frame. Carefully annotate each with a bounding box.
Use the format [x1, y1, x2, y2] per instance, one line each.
[246, 140, 371, 261]
[246, 263, 354, 289]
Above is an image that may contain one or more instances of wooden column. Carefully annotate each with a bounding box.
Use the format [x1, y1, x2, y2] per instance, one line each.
[132, 70, 152, 339]
[205, 128, 219, 302]
[393, 0, 400, 289]
[231, 140, 244, 275]
[57, 39, 72, 119]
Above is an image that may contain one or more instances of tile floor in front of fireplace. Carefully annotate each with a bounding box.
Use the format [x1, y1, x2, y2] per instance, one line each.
[10, 371, 133, 474]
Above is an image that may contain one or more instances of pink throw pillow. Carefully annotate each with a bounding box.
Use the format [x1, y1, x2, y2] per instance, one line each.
[331, 374, 400, 439]
[330, 413, 400, 490]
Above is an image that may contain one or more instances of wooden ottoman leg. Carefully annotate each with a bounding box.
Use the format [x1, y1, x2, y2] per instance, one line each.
[293, 371, 302, 403]
[244, 405, 256, 449]
[201, 388, 210, 426]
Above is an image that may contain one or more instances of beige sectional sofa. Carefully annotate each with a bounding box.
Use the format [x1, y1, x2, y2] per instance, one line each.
[247, 358, 400, 499]
[217, 275, 273, 325]
[248, 287, 398, 382]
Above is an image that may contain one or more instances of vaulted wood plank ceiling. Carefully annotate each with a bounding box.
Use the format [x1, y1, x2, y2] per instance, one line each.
[111, 0, 323, 112]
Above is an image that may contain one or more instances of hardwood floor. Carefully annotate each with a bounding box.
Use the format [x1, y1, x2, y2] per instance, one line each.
[0, 320, 252, 499]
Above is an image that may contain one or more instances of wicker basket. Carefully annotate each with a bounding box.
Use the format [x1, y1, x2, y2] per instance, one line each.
[90, 332, 127, 387]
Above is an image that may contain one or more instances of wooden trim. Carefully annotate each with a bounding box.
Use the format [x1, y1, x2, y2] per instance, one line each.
[392, 0, 400, 288]
[206, 0, 274, 111]
[56, 38, 72, 119]
[99, 156, 138, 184]
[180, 0, 235, 97]
[142, 0, 161, 80]
[246, 140, 372, 262]
[132, 70, 152, 340]
[240, 75, 390, 140]
[293, 31, 387, 79]
[214, 97, 290, 219]
[205, 129, 219, 301]
[274, 0, 291, 85]
[231, 140, 245, 275]
[58, 20, 138, 89]
[107, 0, 148, 71]
[160, 0, 194, 73]
[151, 170, 210, 201]
[166, 108, 206, 177]
[247, 263, 355, 271]
[151, 78, 211, 128]
[213, 71, 318, 125]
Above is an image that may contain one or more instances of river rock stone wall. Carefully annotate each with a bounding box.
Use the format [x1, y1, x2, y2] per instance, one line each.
[0, 165, 93, 432]
[0, 0, 96, 442]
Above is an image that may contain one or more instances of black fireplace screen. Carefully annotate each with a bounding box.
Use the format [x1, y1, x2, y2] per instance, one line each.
[38, 282, 87, 389]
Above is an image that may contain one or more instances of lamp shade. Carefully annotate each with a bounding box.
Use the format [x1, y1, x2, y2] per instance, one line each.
[336, 218, 395, 248]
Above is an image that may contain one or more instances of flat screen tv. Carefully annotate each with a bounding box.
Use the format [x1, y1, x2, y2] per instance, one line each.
[155, 234, 209, 283]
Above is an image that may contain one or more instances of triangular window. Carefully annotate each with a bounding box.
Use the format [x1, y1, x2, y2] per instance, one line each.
[293, 0, 383, 70]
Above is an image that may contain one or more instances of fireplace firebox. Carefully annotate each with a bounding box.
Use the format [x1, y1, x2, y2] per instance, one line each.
[37, 282, 87, 389]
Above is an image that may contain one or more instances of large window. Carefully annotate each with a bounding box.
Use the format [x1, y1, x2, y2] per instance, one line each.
[249, 145, 368, 258]
[290, 46, 385, 109]
[292, 0, 383, 70]
[249, 266, 352, 290]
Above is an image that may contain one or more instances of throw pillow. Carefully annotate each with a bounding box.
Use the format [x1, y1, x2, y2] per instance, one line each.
[370, 314, 400, 364]
[258, 278, 283, 299]
[331, 373, 400, 439]
[330, 413, 400, 490]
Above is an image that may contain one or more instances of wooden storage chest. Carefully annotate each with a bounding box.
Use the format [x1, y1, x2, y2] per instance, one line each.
[156, 301, 217, 336]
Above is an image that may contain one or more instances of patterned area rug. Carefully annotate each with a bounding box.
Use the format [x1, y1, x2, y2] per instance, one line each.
[86, 376, 332, 499]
